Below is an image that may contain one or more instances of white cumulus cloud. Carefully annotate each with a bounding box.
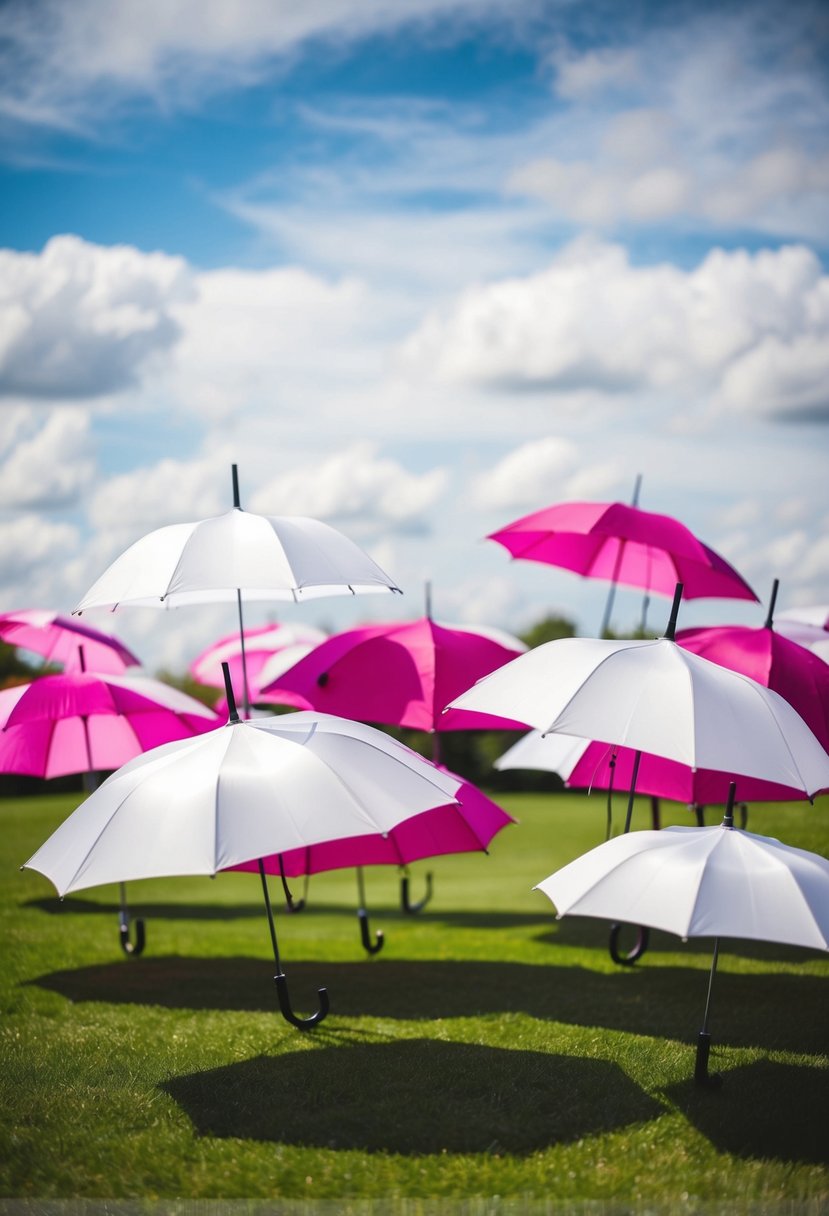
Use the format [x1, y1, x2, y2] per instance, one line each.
[0, 235, 192, 399]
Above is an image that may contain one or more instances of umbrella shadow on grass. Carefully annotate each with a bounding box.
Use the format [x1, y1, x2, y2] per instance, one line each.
[28, 957, 829, 1055]
[26, 896, 551, 931]
[664, 1060, 829, 1165]
[160, 1038, 664, 1155]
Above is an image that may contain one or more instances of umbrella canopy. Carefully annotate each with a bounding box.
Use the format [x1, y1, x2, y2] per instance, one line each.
[535, 819, 829, 950]
[447, 632, 829, 798]
[495, 729, 816, 806]
[229, 767, 514, 878]
[773, 619, 829, 664]
[260, 616, 529, 732]
[776, 605, 829, 630]
[22, 711, 462, 895]
[73, 509, 401, 612]
[487, 499, 757, 605]
[0, 672, 220, 779]
[0, 609, 140, 674]
[190, 623, 327, 695]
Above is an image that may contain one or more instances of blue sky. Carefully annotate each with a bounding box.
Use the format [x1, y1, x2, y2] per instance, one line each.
[1, 0, 828, 672]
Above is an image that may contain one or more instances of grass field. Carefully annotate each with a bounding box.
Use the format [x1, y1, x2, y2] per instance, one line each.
[2, 787, 828, 1212]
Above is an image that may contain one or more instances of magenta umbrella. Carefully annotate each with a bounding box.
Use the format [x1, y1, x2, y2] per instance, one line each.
[258, 609, 524, 930]
[488, 498, 758, 635]
[0, 609, 140, 674]
[190, 621, 326, 709]
[260, 615, 530, 736]
[2, 670, 220, 955]
[226, 767, 515, 953]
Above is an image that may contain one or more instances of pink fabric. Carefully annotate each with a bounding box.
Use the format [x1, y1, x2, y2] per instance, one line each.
[190, 622, 326, 693]
[561, 738, 819, 806]
[0, 609, 139, 673]
[228, 767, 514, 876]
[0, 673, 220, 778]
[488, 501, 757, 602]
[259, 616, 528, 731]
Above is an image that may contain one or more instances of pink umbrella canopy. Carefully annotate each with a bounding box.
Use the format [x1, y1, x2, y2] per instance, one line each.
[0, 672, 220, 779]
[488, 500, 758, 605]
[0, 609, 140, 674]
[190, 622, 327, 697]
[496, 730, 823, 806]
[259, 616, 530, 732]
[227, 766, 514, 877]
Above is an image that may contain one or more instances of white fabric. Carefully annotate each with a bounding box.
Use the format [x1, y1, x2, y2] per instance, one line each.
[535, 824, 829, 951]
[23, 712, 461, 895]
[448, 636, 829, 796]
[73, 509, 400, 611]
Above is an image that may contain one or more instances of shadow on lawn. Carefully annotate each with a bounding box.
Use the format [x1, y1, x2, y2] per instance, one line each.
[664, 1060, 829, 1165]
[25, 896, 550, 930]
[29, 956, 829, 1055]
[161, 1038, 664, 1154]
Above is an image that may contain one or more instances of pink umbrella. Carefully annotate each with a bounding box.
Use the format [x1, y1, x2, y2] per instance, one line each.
[2, 669, 220, 955]
[260, 615, 530, 736]
[487, 497, 758, 635]
[227, 767, 515, 953]
[0, 609, 140, 674]
[189, 622, 327, 701]
[258, 609, 524, 932]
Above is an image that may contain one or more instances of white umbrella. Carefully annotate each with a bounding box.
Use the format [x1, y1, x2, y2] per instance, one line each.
[23, 666, 460, 1030]
[448, 587, 829, 806]
[73, 464, 401, 712]
[534, 784, 829, 1086]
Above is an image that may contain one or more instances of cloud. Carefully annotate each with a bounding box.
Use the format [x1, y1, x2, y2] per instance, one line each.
[401, 238, 829, 423]
[0, 407, 94, 508]
[0, 236, 192, 399]
[470, 437, 580, 511]
[249, 442, 449, 537]
[0, 0, 514, 130]
[0, 513, 80, 594]
[87, 456, 227, 543]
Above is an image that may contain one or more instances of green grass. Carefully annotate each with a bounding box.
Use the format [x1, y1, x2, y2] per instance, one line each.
[2, 789, 828, 1210]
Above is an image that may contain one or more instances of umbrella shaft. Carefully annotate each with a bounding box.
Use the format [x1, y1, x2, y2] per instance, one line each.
[622, 750, 642, 834]
[236, 589, 251, 717]
[258, 860, 282, 971]
[701, 938, 720, 1035]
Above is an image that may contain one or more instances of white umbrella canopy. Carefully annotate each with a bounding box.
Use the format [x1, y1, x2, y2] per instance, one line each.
[448, 623, 829, 799]
[23, 693, 460, 1029]
[534, 786, 829, 1086]
[73, 509, 401, 611]
[536, 822, 829, 951]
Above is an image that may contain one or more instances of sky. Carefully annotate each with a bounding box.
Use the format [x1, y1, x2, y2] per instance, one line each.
[1, 0, 828, 675]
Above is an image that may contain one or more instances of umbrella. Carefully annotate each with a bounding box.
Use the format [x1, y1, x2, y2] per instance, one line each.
[534, 784, 829, 1086]
[447, 586, 829, 805]
[227, 768, 515, 954]
[487, 495, 757, 635]
[0, 608, 140, 674]
[73, 464, 401, 712]
[22, 665, 461, 1030]
[189, 622, 327, 698]
[773, 606, 829, 664]
[259, 601, 526, 918]
[2, 662, 221, 956]
[260, 613, 529, 735]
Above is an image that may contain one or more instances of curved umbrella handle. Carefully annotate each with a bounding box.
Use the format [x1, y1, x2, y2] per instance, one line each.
[400, 871, 433, 915]
[273, 972, 329, 1030]
[608, 922, 650, 965]
[358, 907, 384, 955]
[119, 916, 146, 957]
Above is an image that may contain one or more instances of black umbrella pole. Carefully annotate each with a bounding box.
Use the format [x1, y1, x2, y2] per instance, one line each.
[622, 750, 642, 834]
[258, 860, 282, 972]
[695, 938, 722, 1089]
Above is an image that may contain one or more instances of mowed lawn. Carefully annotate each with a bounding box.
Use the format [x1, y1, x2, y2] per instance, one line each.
[2, 787, 828, 1208]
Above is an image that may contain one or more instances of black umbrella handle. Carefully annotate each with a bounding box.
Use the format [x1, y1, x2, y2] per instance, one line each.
[274, 973, 329, 1030]
[609, 922, 650, 965]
